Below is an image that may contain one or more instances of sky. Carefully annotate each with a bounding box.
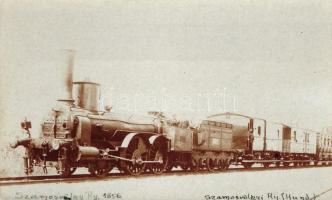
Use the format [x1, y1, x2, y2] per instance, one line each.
[0, 0, 331, 141]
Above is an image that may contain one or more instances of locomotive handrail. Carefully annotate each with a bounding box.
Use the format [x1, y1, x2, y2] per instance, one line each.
[208, 112, 266, 121]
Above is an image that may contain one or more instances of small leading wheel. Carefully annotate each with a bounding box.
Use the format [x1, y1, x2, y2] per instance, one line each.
[58, 165, 77, 177]
[89, 166, 109, 177]
[149, 139, 168, 175]
[57, 148, 77, 177]
[57, 161, 77, 177]
[123, 136, 148, 176]
[89, 161, 112, 177]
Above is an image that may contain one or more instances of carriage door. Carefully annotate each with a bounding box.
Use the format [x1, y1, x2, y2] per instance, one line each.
[282, 126, 291, 153]
[248, 118, 254, 153]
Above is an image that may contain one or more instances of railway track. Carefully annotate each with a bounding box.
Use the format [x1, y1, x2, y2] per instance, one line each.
[1, 164, 331, 186]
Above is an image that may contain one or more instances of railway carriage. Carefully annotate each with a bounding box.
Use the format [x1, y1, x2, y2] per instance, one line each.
[318, 127, 332, 164]
[265, 122, 283, 157]
[206, 113, 320, 168]
[288, 128, 317, 166]
[207, 113, 276, 168]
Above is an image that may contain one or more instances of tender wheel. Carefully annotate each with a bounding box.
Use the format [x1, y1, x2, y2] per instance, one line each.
[180, 162, 190, 171]
[166, 164, 173, 172]
[216, 159, 223, 171]
[207, 158, 215, 172]
[223, 159, 230, 170]
[275, 162, 281, 168]
[198, 158, 205, 171]
[69, 167, 77, 175]
[243, 163, 253, 169]
[123, 136, 148, 176]
[263, 163, 270, 168]
[190, 158, 198, 172]
[283, 162, 289, 167]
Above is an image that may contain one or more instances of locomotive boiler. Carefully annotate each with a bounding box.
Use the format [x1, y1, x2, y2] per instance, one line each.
[10, 50, 170, 177]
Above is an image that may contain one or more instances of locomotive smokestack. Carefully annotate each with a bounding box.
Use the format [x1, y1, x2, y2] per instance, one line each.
[57, 49, 75, 103]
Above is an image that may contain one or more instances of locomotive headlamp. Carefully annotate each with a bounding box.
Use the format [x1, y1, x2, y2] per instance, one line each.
[21, 120, 32, 130]
[21, 118, 32, 138]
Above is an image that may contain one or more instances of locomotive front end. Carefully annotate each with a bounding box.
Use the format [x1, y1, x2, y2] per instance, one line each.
[9, 50, 170, 177]
[9, 50, 80, 176]
[10, 99, 79, 175]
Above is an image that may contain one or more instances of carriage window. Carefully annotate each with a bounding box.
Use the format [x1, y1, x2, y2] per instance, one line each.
[294, 131, 297, 142]
[277, 130, 280, 138]
[258, 126, 261, 136]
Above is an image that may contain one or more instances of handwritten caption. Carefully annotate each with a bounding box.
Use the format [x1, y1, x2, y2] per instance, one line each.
[14, 191, 121, 200]
[204, 193, 319, 200]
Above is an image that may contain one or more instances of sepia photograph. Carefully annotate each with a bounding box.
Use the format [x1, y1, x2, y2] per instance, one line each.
[0, 0, 331, 199]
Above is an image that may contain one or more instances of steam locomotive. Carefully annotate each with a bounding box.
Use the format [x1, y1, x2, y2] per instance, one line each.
[10, 51, 332, 177]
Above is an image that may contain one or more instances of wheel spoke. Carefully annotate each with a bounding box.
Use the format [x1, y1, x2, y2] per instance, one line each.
[124, 136, 147, 176]
[148, 140, 168, 175]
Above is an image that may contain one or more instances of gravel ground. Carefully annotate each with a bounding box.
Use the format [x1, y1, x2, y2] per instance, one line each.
[1, 167, 331, 200]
